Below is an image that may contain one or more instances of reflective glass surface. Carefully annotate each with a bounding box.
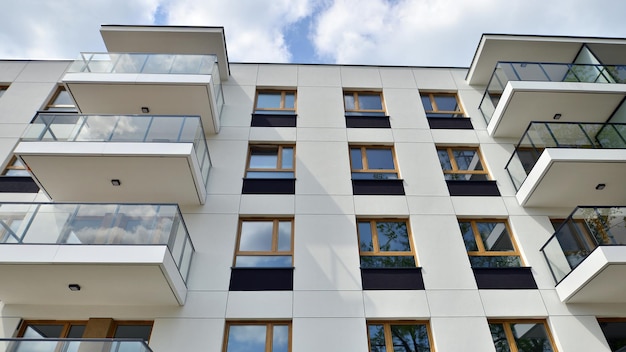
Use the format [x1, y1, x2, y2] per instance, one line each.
[358, 222, 374, 251]
[433, 95, 459, 112]
[350, 148, 363, 169]
[344, 94, 356, 110]
[239, 221, 273, 251]
[277, 221, 291, 251]
[437, 150, 452, 170]
[272, 325, 290, 352]
[249, 148, 278, 169]
[226, 325, 267, 352]
[235, 256, 292, 267]
[358, 94, 383, 110]
[257, 92, 282, 109]
[281, 147, 293, 169]
[361, 256, 416, 268]
[452, 150, 483, 171]
[510, 323, 553, 352]
[366, 149, 394, 169]
[284, 93, 295, 109]
[376, 222, 410, 251]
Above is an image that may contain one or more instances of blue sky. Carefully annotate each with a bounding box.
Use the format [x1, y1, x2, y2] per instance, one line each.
[1, 0, 626, 67]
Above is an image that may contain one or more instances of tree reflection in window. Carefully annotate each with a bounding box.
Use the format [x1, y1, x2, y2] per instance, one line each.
[358, 220, 416, 268]
[368, 322, 432, 352]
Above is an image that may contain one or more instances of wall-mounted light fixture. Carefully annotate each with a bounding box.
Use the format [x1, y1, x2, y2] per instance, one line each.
[111, 179, 121, 186]
[595, 183, 606, 190]
[141, 107, 150, 113]
[68, 284, 81, 291]
[553, 113, 562, 120]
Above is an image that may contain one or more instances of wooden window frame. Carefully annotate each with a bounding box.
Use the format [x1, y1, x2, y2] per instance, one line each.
[367, 321, 434, 352]
[357, 219, 417, 265]
[17, 319, 153, 339]
[489, 320, 557, 352]
[437, 146, 490, 179]
[254, 90, 297, 113]
[223, 321, 292, 352]
[2, 156, 29, 176]
[44, 86, 76, 111]
[350, 145, 400, 178]
[459, 219, 523, 265]
[344, 91, 386, 115]
[245, 144, 295, 178]
[234, 218, 294, 267]
[421, 92, 465, 117]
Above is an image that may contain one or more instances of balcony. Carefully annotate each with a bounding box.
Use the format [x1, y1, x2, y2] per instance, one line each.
[478, 62, 626, 137]
[541, 206, 626, 303]
[63, 52, 224, 134]
[14, 113, 210, 204]
[505, 122, 626, 207]
[0, 338, 152, 352]
[0, 202, 193, 305]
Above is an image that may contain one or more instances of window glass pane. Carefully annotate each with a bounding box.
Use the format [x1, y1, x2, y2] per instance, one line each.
[236, 255, 292, 267]
[437, 150, 452, 170]
[145, 116, 183, 142]
[66, 325, 86, 338]
[390, 324, 431, 352]
[358, 94, 383, 110]
[110, 116, 151, 141]
[23, 325, 64, 338]
[368, 324, 386, 352]
[350, 148, 363, 169]
[277, 221, 291, 251]
[376, 222, 410, 251]
[246, 171, 295, 179]
[469, 256, 521, 268]
[476, 222, 514, 251]
[240, 221, 273, 251]
[272, 325, 289, 352]
[53, 90, 73, 106]
[351, 172, 398, 180]
[0, 87, 6, 98]
[452, 150, 484, 171]
[227, 325, 267, 352]
[281, 147, 293, 169]
[510, 323, 553, 352]
[433, 95, 460, 112]
[344, 93, 356, 110]
[250, 148, 278, 169]
[257, 92, 282, 109]
[361, 256, 416, 268]
[358, 222, 373, 251]
[599, 321, 626, 351]
[284, 93, 295, 109]
[421, 96, 433, 111]
[459, 221, 478, 251]
[114, 325, 152, 342]
[366, 149, 394, 170]
[489, 323, 511, 352]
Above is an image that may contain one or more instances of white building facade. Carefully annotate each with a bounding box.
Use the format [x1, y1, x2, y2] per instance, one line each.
[0, 26, 625, 351]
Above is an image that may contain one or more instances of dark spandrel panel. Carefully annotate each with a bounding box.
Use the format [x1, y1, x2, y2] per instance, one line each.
[352, 179, 405, 195]
[446, 180, 501, 196]
[251, 114, 296, 127]
[229, 267, 294, 291]
[0, 177, 40, 193]
[473, 267, 538, 289]
[345, 115, 390, 128]
[361, 267, 424, 290]
[242, 178, 295, 194]
[427, 117, 473, 130]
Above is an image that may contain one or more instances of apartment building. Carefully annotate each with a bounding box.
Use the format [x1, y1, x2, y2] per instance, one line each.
[0, 25, 625, 351]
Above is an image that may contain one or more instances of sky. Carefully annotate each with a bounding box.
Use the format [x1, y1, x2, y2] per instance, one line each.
[1, 0, 626, 67]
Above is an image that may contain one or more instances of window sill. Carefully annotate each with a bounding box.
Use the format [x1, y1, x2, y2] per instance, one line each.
[473, 267, 537, 289]
[427, 117, 473, 129]
[251, 113, 297, 127]
[229, 267, 294, 291]
[345, 115, 391, 128]
[352, 179, 405, 195]
[446, 180, 500, 196]
[361, 267, 424, 290]
[242, 178, 296, 194]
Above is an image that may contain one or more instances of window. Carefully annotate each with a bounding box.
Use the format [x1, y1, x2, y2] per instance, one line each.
[0, 85, 8, 98]
[224, 322, 291, 352]
[255, 90, 296, 114]
[44, 87, 76, 111]
[234, 219, 293, 267]
[459, 219, 522, 268]
[357, 219, 416, 268]
[598, 319, 626, 351]
[246, 145, 295, 178]
[17, 320, 152, 341]
[437, 147, 489, 181]
[350, 146, 399, 180]
[489, 320, 556, 352]
[2, 156, 29, 176]
[367, 321, 432, 352]
[421, 92, 464, 118]
[344, 91, 385, 116]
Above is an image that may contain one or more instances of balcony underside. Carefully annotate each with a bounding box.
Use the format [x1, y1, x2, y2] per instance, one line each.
[63, 75, 219, 134]
[556, 246, 626, 303]
[489, 81, 626, 137]
[14, 142, 206, 204]
[517, 149, 626, 207]
[0, 245, 186, 305]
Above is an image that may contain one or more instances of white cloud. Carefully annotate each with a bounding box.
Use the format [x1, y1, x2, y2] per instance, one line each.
[162, 0, 315, 62]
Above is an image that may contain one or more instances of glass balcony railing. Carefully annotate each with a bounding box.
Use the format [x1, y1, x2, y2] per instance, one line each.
[505, 122, 626, 190]
[541, 206, 626, 283]
[0, 338, 152, 352]
[479, 62, 626, 124]
[21, 113, 211, 188]
[0, 202, 194, 282]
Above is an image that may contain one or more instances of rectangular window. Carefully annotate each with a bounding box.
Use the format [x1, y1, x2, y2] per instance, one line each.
[224, 321, 291, 352]
[489, 320, 556, 352]
[350, 146, 399, 180]
[235, 219, 293, 267]
[44, 87, 76, 111]
[246, 145, 295, 179]
[367, 321, 432, 352]
[2, 156, 29, 176]
[255, 90, 296, 114]
[421, 92, 464, 118]
[598, 318, 626, 352]
[344, 91, 386, 116]
[437, 147, 489, 181]
[17, 320, 152, 341]
[459, 219, 522, 268]
[357, 219, 416, 268]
